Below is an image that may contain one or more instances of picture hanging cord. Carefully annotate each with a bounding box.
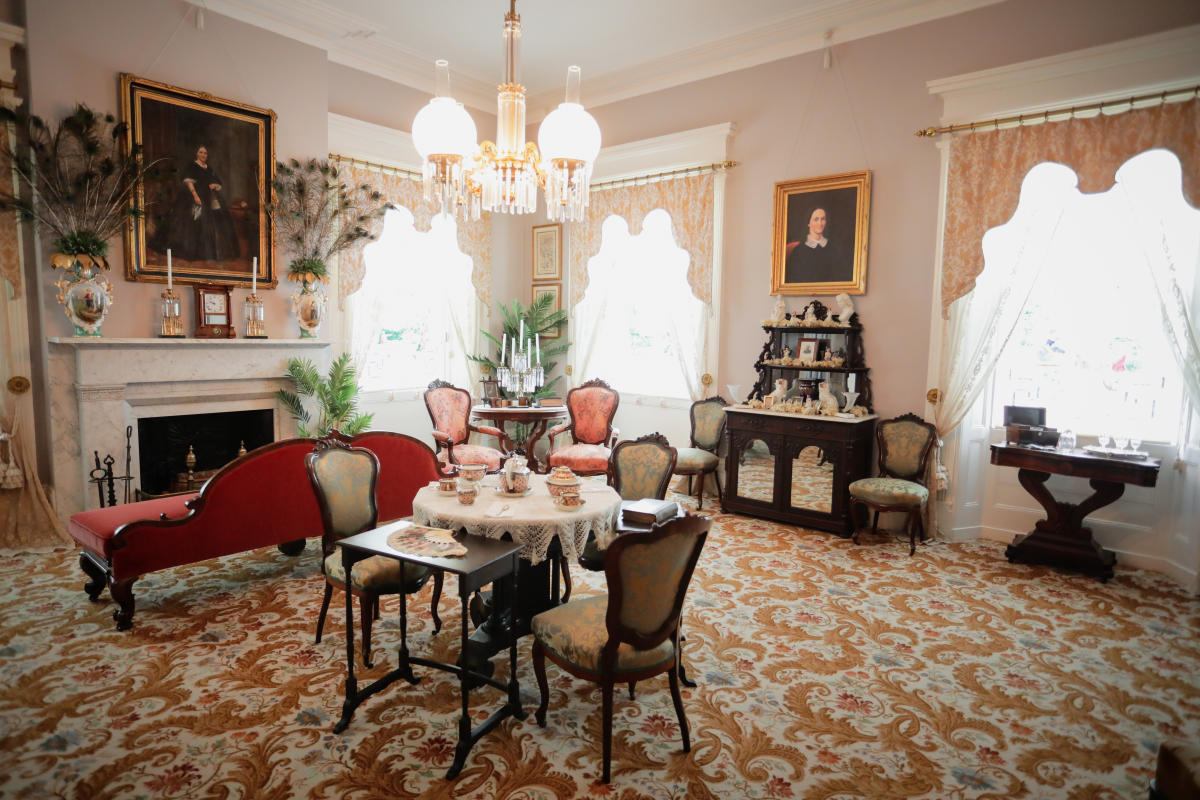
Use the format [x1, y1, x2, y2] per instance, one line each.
[785, 31, 871, 175]
[144, 2, 262, 112]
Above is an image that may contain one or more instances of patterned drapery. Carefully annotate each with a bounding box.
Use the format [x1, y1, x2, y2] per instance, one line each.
[0, 158, 21, 296]
[335, 162, 492, 309]
[569, 172, 715, 309]
[941, 97, 1200, 317]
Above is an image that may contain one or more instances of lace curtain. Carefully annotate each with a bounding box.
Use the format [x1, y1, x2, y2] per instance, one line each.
[335, 162, 493, 311]
[569, 173, 715, 397]
[941, 98, 1200, 318]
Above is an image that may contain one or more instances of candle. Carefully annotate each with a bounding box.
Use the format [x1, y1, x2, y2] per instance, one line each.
[536, 334, 540, 364]
[167, 249, 172, 291]
[519, 318, 524, 343]
[252, 256, 257, 295]
[501, 332, 507, 366]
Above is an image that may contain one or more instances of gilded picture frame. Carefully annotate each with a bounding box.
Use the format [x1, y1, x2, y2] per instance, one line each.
[531, 283, 562, 338]
[532, 223, 562, 282]
[121, 73, 276, 288]
[771, 170, 870, 296]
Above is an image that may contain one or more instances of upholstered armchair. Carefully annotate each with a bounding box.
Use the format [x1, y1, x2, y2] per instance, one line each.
[306, 438, 438, 667]
[672, 396, 727, 509]
[423, 379, 507, 473]
[531, 514, 711, 783]
[547, 377, 620, 477]
[848, 413, 937, 556]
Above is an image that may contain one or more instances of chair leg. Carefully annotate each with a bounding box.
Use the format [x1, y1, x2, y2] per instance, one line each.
[628, 681, 636, 700]
[678, 629, 697, 688]
[909, 508, 923, 556]
[669, 666, 691, 754]
[714, 468, 723, 504]
[430, 571, 443, 633]
[360, 594, 374, 668]
[850, 500, 863, 544]
[315, 581, 334, 643]
[602, 680, 614, 783]
[695, 473, 703, 510]
[871, 509, 880, 536]
[374, 596, 381, 620]
[533, 641, 550, 727]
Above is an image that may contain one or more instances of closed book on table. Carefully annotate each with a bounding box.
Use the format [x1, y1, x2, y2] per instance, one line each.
[622, 499, 679, 526]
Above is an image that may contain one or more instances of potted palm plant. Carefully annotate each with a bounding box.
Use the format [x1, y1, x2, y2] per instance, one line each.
[267, 158, 392, 338]
[0, 105, 162, 336]
[276, 353, 374, 437]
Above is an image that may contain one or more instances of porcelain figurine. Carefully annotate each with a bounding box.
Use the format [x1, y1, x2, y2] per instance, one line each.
[818, 381, 840, 415]
[768, 378, 789, 403]
[835, 293, 855, 324]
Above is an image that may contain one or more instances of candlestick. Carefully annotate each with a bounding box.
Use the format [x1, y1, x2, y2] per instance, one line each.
[252, 256, 257, 294]
[167, 249, 172, 291]
[536, 334, 540, 364]
[501, 332, 507, 366]
[519, 318, 524, 342]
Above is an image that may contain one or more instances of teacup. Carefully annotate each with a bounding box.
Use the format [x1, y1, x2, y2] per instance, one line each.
[554, 491, 583, 508]
[437, 476, 457, 493]
[457, 463, 487, 482]
[456, 478, 478, 505]
[503, 469, 530, 494]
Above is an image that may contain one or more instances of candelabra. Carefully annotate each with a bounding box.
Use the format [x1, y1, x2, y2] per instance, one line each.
[496, 343, 544, 403]
[243, 294, 266, 338]
[159, 289, 184, 337]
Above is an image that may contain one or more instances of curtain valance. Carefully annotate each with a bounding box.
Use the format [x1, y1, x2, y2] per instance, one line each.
[569, 172, 715, 309]
[941, 97, 1199, 317]
[336, 162, 493, 309]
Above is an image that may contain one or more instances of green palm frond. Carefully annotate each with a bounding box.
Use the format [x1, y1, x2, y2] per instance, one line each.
[279, 354, 373, 437]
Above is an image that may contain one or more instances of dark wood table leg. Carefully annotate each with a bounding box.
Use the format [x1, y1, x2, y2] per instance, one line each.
[334, 547, 359, 733]
[505, 555, 526, 721]
[448, 578, 473, 779]
[1005, 469, 1123, 581]
[523, 419, 552, 473]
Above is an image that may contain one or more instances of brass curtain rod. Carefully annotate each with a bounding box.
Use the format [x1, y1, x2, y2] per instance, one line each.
[591, 160, 737, 191]
[915, 84, 1200, 137]
[329, 153, 422, 180]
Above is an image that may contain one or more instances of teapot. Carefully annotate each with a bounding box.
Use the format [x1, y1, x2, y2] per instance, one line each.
[503, 456, 530, 493]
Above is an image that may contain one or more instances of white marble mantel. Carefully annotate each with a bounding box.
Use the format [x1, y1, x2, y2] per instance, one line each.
[47, 338, 331, 519]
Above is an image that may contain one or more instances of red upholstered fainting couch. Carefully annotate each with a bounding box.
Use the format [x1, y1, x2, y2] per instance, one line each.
[68, 431, 441, 630]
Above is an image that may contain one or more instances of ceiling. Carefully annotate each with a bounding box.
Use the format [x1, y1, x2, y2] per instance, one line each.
[195, 0, 1002, 116]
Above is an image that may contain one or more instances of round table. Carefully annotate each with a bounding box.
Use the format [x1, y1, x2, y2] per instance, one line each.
[412, 473, 621, 565]
[470, 405, 567, 473]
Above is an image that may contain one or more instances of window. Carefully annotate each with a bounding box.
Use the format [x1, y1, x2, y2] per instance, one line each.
[350, 207, 476, 392]
[989, 153, 1198, 442]
[574, 210, 704, 399]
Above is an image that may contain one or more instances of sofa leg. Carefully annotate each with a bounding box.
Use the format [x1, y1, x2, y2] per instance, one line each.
[110, 578, 136, 631]
[79, 552, 108, 602]
[277, 539, 306, 556]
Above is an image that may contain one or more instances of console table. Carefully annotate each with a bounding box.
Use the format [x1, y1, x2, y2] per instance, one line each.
[989, 443, 1160, 582]
[722, 407, 875, 534]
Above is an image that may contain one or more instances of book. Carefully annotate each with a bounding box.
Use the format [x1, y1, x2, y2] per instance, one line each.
[537, 397, 563, 407]
[622, 499, 679, 526]
[387, 525, 468, 558]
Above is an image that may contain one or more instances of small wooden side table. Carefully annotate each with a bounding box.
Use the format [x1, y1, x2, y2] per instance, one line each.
[470, 405, 567, 473]
[989, 443, 1160, 582]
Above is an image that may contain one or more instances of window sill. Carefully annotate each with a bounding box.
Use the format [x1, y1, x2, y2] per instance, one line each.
[624, 393, 693, 410]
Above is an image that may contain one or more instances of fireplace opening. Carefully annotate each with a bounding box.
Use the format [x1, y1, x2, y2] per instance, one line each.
[137, 409, 274, 497]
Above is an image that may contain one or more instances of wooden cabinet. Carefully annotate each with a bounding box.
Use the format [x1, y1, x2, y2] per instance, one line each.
[722, 408, 876, 534]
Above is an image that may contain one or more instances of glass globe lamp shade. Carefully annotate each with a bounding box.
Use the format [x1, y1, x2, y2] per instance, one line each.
[537, 102, 601, 165]
[412, 97, 477, 160]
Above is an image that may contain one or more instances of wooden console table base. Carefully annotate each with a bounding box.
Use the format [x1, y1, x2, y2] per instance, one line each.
[990, 444, 1160, 582]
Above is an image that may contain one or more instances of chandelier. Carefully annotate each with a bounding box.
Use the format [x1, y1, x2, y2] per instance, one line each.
[410, 0, 601, 222]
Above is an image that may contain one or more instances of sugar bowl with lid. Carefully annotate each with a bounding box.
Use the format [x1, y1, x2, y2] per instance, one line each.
[546, 466, 581, 498]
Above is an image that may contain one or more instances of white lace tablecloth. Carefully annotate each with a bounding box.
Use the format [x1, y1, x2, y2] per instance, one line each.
[411, 475, 621, 565]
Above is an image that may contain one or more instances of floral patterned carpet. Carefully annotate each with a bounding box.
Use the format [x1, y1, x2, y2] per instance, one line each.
[1, 494, 1197, 799]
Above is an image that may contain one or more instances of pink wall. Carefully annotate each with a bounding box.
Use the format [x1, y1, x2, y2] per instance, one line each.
[573, 0, 1200, 418]
[25, 0, 328, 340]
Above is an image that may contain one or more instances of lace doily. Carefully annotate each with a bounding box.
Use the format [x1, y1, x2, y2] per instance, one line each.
[411, 475, 621, 565]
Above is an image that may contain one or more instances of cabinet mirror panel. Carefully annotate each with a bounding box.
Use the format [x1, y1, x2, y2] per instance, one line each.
[790, 445, 833, 512]
[736, 438, 774, 503]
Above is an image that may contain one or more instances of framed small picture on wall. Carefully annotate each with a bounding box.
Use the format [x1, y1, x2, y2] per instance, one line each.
[771, 170, 870, 296]
[531, 283, 562, 338]
[532, 223, 562, 282]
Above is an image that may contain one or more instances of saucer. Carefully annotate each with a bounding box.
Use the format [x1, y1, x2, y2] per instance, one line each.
[554, 500, 586, 511]
[494, 486, 534, 497]
[437, 488, 458, 496]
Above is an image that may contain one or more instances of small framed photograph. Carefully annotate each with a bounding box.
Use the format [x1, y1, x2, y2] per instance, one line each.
[797, 338, 820, 363]
[532, 223, 562, 282]
[531, 284, 562, 338]
[771, 170, 870, 296]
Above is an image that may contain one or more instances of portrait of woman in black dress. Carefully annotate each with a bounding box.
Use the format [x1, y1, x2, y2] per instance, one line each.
[169, 145, 240, 262]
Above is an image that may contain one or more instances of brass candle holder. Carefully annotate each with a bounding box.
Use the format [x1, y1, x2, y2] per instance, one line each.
[243, 294, 267, 338]
[159, 289, 184, 337]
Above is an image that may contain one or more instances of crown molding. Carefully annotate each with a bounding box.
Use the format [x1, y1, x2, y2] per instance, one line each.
[327, 113, 419, 170]
[928, 24, 1200, 123]
[190, 0, 1002, 114]
[592, 123, 734, 183]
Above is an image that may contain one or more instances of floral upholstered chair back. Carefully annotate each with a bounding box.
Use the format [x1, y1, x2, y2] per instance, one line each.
[306, 443, 380, 553]
[424, 382, 472, 444]
[610, 433, 677, 501]
[877, 414, 937, 481]
[690, 396, 728, 453]
[606, 515, 710, 642]
[567, 379, 620, 445]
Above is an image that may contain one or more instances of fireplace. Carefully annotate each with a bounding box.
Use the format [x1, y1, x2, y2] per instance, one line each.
[137, 409, 274, 496]
[46, 337, 330, 517]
